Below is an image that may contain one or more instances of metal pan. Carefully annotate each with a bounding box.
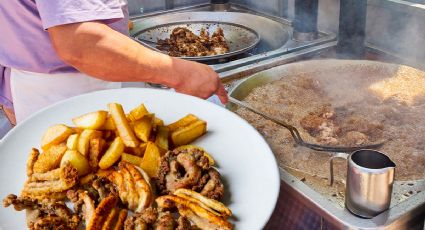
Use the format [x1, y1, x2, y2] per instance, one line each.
[132, 21, 260, 61]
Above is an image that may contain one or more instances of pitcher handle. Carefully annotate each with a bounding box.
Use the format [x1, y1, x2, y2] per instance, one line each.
[328, 152, 349, 186]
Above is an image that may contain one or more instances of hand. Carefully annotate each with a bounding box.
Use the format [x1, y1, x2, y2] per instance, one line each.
[171, 58, 228, 104]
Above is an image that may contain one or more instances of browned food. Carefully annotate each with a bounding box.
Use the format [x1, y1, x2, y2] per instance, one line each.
[157, 148, 224, 200]
[89, 138, 106, 171]
[157, 27, 229, 57]
[26, 148, 40, 177]
[235, 62, 425, 205]
[21, 162, 79, 200]
[108, 162, 153, 212]
[33, 143, 67, 174]
[3, 194, 80, 229]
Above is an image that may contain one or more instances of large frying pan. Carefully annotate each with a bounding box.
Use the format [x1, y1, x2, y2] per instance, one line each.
[132, 21, 260, 61]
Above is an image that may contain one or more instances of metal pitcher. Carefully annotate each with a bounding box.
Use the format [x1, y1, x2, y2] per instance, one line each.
[329, 149, 396, 218]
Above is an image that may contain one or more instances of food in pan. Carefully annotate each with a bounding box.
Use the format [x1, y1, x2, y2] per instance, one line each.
[3, 102, 233, 229]
[157, 27, 230, 57]
[235, 64, 425, 186]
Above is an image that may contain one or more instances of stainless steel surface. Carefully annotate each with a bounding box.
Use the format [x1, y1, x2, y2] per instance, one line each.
[210, 3, 230, 11]
[293, 31, 319, 41]
[227, 60, 425, 229]
[130, 4, 336, 73]
[345, 150, 395, 218]
[228, 97, 385, 153]
[134, 20, 261, 61]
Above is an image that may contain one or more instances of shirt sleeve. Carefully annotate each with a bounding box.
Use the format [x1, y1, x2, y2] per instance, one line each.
[35, 0, 125, 29]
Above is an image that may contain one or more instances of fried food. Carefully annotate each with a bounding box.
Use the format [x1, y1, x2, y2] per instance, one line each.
[61, 150, 91, 176]
[121, 153, 143, 166]
[99, 137, 125, 169]
[133, 115, 153, 143]
[72, 110, 108, 130]
[33, 143, 67, 174]
[86, 195, 118, 230]
[101, 116, 117, 130]
[167, 114, 199, 133]
[26, 148, 40, 177]
[66, 133, 80, 150]
[127, 103, 149, 122]
[89, 138, 106, 170]
[157, 27, 229, 57]
[155, 126, 169, 153]
[3, 194, 80, 229]
[174, 189, 231, 217]
[78, 129, 103, 157]
[157, 148, 223, 200]
[108, 162, 153, 212]
[22, 162, 78, 199]
[139, 142, 161, 178]
[108, 103, 140, 148]
[174, 145, 215, 166]
[41, 124, 74, 150]
[156, 193, 232, 230]
[171, 120, 207, 147]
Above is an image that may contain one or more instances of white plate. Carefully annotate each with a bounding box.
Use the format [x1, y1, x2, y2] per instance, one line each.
[0, 88, 280, 229]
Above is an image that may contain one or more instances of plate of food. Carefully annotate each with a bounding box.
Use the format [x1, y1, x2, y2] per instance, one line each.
[0, 88, 279, 229]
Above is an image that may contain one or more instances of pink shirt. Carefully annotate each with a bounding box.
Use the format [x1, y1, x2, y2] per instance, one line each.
[0, 0, 129, 109]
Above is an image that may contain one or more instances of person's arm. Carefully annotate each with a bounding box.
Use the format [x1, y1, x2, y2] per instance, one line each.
[48, 21, 228, 103]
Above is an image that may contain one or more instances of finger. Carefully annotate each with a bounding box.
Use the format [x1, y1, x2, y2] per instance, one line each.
[215, 81, 228, 104]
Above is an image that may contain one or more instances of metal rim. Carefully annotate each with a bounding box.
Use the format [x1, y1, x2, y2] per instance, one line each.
[133, 21, 261, 61]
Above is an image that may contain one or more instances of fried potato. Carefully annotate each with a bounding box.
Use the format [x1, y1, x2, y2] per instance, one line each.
[139, 142, 161, 178]
[60, 150, 90, 176]
[66, 133, 79, 150]
[153, 116, 164, 128]
[41, 124, 74, 150]
[108, 103, 140, 147]
[101, 116, 116, 130]
[99, 137, 125, 169]
[171, 120, 207, 147]
[72, 110, 108, 129]
[155, 126, 169, 153]
[78, 130, 102, 157]
[121, 153, 143, 166]
[127, 103, 149, 122]
[33, 143, 67, 173]
[174, 145, 215, 166]
[124, 147, 144, 157]
[89, 138, 106, 170]
[167, 114, 199, 132]
[133, 115, 153, 143]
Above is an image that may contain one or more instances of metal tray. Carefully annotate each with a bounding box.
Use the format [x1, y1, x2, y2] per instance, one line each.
[133, 21, 260, 61]
[227, 60, 425, 229]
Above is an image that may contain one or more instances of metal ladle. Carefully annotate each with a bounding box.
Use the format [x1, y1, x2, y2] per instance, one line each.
[229, 96, 386, 153]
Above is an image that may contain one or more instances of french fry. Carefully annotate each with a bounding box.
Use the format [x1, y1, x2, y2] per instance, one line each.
[174, 145, 215, 166]
[155, 126, 169, 153]
[78, 130, 102, 157]
[33, 143, 68, 173]
[171, 120, 207, 147]
[133, 115, 153, 143]
[139, 142, 161, 178]
[41, 124, 74, 150]
[100, 116, 116, 130]
[72, 110, 108, 129]
[108, 103, 140, 147]
[60, 150, 91, 176]
[127, 103, 149, 122]
[153, 116, 164, 127]
[89, 138, 106, 170]
[167, 114, 199, 132]
[124, 147, 144, 157]
[99, 137, 125, 169]
[66, 133, 79, 150]
[121, 153, 143, 166]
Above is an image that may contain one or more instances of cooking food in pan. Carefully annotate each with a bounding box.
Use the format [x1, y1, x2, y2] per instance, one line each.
[235, 61, 425, 184]
[156, 27, 230, 57]
[2, 103, 233, 230]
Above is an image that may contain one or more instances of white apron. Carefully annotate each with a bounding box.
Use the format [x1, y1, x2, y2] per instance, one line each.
[10, 69, 121, 123]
